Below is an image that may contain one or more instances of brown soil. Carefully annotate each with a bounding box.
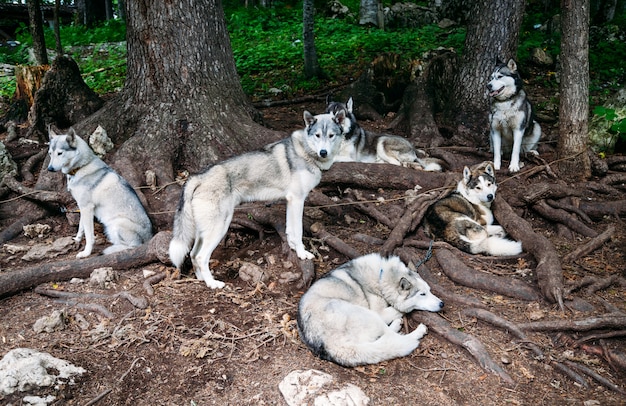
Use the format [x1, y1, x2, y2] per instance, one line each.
[1, 99, 625, 406]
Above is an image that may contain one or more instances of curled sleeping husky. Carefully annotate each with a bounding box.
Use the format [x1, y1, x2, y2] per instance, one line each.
[423, 162, 522, 256]
[297, 253, 444, 367]
[47, 128, 153, 258]
[487, 59, 541, 173]
[169, 110, 346, 289]
[325, 97, 443, 171]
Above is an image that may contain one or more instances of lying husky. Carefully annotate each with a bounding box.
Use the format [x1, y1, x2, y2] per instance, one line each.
[325, 97, 442, 171]
[487, 59, 541, 173]
[297, 253, 444, 367]
[169, 110, 346, 289]
[47, 128, 153, 258]
[423, 162, 522, 256]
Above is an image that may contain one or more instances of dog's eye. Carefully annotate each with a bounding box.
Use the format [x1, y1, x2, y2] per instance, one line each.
[329, 133, 335, 138]
[419, 292, 426, 296]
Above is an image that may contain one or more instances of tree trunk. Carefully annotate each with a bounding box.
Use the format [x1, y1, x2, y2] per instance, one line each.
[72, 0, 281, 230]
[444, 0, 525, 146]
[557, 0, 591, 181]
[303, 0, 323, 79]
[27, 0, 49, 65]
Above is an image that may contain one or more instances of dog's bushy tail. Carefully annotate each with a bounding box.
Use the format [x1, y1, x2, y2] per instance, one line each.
[168, 178, 198, 268]
[477, 236, 522, 256]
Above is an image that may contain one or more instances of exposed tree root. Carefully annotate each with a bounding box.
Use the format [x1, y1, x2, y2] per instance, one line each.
[563, 360, 626, 395]
[532, 200, 598, 238]
[434, 248, 541, 301]
[520, 314, 626, 332]
[34, 286, 149, 309]
[462, 307, 589, 388]
[0, 231, 172, 297]
[411, 311, 515, 385]
[493, 195, 564, 306]
[309, 222, 360, 259]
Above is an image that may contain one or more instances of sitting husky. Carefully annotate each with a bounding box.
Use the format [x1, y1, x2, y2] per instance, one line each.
[297, 253, 444, 367]
[423, 162, 522, 256]
[168, 110, 346, 289]
[325, 97, 442, 171]
[47, 128, 153, 258]
[487, 59, 541, 173]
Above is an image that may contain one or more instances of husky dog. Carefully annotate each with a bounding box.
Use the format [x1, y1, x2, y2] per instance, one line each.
[423, 162, 522, 256]
[297, 253, 443, 367]
[325, 97, 442, 171]
[169, 110, 346, 289]
[47, 128, 153, 258]
[487, 59, 541, 173]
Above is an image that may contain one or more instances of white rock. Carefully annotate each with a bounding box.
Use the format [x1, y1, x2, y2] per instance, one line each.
[0, 348, 85, 395]
[279, 369, 369, 406]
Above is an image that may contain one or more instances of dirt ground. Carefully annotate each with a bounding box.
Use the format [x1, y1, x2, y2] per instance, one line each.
[1, 97, 625, 405]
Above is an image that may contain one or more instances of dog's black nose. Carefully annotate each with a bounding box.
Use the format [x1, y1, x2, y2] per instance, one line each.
[439, 301, 444, 309]
[319, 149, 328, 158]
[487, 194, 494, 201]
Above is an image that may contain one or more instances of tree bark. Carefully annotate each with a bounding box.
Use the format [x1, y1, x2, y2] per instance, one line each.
[557, 0, 591, 180]
[444, 0, 525, 144]
[72, 0, 282, 230]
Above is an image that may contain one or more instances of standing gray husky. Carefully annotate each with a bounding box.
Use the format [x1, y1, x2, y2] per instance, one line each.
[325, 97, 442, 171]
[423, 162, 522, 256]
[47, 128, 153, 258]
[169, 110, 346, 289]
[487, 59, 541, 173]
[297, 253, 444, 367]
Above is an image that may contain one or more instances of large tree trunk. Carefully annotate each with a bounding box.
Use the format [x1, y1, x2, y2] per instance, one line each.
[444, 0, 525, 146]
[72, 0, 282, 230]
[557, 0, 591, 181]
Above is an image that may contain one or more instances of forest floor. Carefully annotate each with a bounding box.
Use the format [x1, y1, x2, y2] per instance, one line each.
[0, 83, 625, 405]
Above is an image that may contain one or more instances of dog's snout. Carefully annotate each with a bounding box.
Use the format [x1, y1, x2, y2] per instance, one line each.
[487, 194, 494, 202]
[47, 165, 54, 172]
[319, 149, 328, 158]
[439, 301, 444, 309]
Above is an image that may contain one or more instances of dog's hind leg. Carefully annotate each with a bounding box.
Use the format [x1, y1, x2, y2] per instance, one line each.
[189, 205, 233, 289]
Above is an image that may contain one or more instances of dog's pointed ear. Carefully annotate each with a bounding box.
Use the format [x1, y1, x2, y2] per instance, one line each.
[48, 126, 58, 139]
[67, 128, 79, 148]
[346, 97, 354, 113]
[303, 110, 317, 128]
[507, 59, 517, 73]
[399, 277, 412, 291]
[463, 166, 472, 182]
[325, 94, 333, 105]
[333, 109, 346, 126]
[485, 162, 495, 177]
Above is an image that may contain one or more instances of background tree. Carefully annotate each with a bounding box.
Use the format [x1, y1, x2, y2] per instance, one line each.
[72, 0, 281, 229]
[443, 0, 526, 146]
[557, 0, 591, 180]
[303, 0, 324, 78]
[27, 0, 48, 65]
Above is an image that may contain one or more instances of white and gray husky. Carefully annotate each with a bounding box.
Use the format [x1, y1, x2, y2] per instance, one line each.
[487, 59, 541, 173]
[297, 253, 444, 367]
[47, 128, 153, 258]
[423, 162, 522, 256]
[168, 110, 346, 289]
[325, 97, 442, 171]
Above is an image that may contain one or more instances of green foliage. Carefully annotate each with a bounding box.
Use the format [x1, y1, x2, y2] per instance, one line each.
[226, 5, 465, 97]
[589, 106, 626, 153]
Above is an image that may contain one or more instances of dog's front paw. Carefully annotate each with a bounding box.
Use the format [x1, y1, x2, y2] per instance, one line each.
[296, 247, 315, 260]
[413, 323, 428, 338]
[488, 225, 506, 238]
[508, 162, 523, 173]
[76, 250, 91, 259]
[389, 319, 403, 332]
[205, 279, 226, 289]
